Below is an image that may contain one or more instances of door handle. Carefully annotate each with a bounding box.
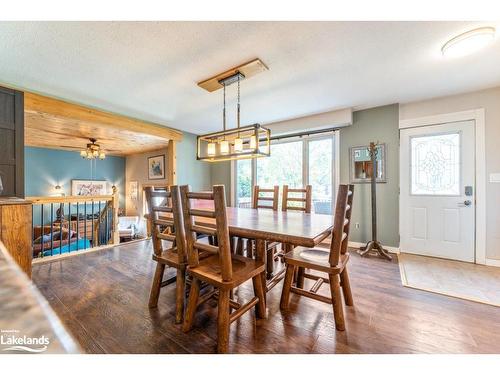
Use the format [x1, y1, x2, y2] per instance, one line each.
[458, 200, 472, 207]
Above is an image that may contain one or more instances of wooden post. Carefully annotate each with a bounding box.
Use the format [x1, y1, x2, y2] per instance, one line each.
[167, 140, 177, 185]
[0, 198, 33, 277]
[112, 186, 120, 244]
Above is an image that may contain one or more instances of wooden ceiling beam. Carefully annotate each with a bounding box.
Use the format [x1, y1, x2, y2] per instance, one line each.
[197, 58, 268, 92]
[24, 91, 183, 156]
[24, 92, 182, 141]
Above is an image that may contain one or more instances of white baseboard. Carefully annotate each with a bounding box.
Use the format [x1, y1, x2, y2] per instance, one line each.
[485, 258, 500, 268]
[348, 241, 400, 254]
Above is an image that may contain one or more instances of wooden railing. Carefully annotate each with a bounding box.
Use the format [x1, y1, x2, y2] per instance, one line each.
[27, 187, 119, 259]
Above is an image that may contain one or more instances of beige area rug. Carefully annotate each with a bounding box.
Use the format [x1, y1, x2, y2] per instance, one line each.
[398, 253, 500, 307]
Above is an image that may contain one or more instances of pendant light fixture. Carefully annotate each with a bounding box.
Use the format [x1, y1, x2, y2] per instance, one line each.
[196, 59, 271, 162]
[80, 138, 106, 160]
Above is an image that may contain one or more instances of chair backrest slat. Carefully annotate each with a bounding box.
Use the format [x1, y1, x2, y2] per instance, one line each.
[144, 185, 186, 263]
[181, 185, 233, 282]
[340, 185, 354, 256]
[252, 185, 279, 211]
[189, 208, 216, 218]
[329, 184, 354, 266]
[282, 185, 312, 213]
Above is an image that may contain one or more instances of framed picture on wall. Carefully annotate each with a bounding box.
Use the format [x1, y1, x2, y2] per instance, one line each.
[72, 180, 108, 196]
[129, 181, 138, 200]
[148, 155, 165, 180]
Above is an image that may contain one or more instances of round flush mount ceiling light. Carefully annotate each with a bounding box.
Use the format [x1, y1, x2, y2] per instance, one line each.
[442, 27, 496, 58]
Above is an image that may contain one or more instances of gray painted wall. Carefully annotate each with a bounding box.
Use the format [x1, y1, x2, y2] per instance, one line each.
[177, 132, 212, 190]
[210, 161, 232, 202]
[339, 104, 399, 247]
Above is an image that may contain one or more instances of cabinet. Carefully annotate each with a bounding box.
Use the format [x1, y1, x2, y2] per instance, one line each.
[0, 86, 24, 198]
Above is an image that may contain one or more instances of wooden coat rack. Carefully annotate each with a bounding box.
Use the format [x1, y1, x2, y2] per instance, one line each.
[358, 142, 392, 260]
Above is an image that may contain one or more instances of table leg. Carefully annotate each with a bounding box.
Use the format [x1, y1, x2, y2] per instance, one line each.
[255, 239, 267, 307]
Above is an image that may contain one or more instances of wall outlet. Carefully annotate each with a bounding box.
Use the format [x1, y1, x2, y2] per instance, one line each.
[490, 173, 500, 183]
[355, 223, 360, 229]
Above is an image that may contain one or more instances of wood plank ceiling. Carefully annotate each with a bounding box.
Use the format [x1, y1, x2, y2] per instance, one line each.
[24, 92, 183, 156]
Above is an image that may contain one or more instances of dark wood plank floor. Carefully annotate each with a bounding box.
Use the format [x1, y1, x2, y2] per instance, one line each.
[32, 240, 500, 354]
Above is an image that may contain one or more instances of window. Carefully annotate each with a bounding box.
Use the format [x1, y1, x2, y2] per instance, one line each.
[234, 133, 337, 215]
[308, 138, 333, 214]
[235, 159, 252, 207]
[257, 141, 303, 188]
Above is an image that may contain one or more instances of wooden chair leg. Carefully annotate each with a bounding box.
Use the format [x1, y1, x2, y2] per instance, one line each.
[280, 264, 295, 309]
[266, 246, 274, 279]
[329, 274, 345, 331]
[236, 238, 244, 256]
[252, 274, 266, 319]
[182, 277, 201, 333]
[148, 263, 165, 308]
[175, 269, 186, 324]
[296, 267, 305, 289]
[217, 289, 231, 354]
[340, 267, 354, 306]
[246, 239, 253, 258]
[230, 236, 236, 254]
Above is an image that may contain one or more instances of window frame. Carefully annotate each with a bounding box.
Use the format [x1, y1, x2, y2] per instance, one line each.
[231, 130, 340, 212]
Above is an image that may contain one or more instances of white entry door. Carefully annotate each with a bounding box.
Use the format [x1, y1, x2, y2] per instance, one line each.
[400, 121, 475, 262]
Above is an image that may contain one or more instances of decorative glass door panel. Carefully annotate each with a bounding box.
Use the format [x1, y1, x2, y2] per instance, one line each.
[411, 132, 460, 196]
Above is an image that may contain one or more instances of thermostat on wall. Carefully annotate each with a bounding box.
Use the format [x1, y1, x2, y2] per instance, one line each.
[489, 173, 500, 183]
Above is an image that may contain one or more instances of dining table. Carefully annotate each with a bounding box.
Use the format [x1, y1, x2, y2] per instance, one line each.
[160, 200, 334, 308]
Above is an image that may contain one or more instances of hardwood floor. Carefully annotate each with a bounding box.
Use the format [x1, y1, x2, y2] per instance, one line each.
[32, 240, 500, 354]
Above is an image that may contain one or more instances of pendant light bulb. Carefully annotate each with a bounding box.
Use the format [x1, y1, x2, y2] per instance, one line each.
[249, 135, 257, 150]
[220, 140, 229, 154]
[234, 138, 243, 152]
[207, 142, 216, 156]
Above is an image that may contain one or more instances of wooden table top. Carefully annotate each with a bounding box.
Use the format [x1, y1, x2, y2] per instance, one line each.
[0, 241, 80, 354]
[164, 203, 333, 248]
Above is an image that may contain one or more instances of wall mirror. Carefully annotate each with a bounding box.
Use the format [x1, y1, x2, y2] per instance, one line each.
[350, 143, 386, 183]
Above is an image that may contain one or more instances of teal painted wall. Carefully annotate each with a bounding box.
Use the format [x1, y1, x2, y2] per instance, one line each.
[25, 146, 126, 207]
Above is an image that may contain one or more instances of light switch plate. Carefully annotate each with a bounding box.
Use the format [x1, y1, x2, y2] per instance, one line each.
[489, 173, 500, 183]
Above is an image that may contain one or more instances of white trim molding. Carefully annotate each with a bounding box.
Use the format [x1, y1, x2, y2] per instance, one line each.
[398, 108, 487, 265]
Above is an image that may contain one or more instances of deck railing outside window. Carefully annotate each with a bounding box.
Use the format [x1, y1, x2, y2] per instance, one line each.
[27, 187, 119, 259]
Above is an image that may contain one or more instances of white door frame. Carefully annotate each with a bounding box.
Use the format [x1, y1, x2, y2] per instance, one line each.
[399, 109, 486, 264]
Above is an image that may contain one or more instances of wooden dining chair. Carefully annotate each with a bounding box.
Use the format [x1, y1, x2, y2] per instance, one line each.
[249, 185, 280, 278]
[280, 184, 354, 331]
[180, 185, 266, 353]
[276, 185, 313, 262]
[144, 185, 187, 324]
[282, 185, 312, 213]
[252, 185, 279, 210]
